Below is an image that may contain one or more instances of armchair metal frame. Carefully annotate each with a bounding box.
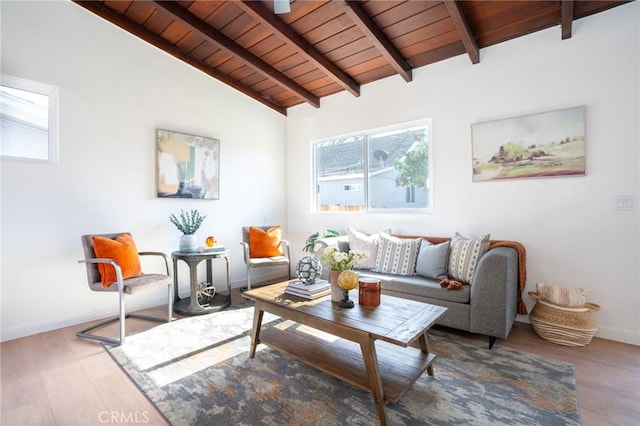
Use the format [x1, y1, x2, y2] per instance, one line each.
[77, 233, 173, 346]
[240, 226, 291, 291]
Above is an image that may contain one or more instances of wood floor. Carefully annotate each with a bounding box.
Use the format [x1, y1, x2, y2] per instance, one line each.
[2, 289, 638, 426]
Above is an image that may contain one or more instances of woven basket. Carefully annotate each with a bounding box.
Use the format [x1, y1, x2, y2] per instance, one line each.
[528, 291, 600, 347]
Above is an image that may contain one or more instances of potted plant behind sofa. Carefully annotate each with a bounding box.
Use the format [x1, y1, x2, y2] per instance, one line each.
[169, 209, 206, 252]
[303, 229, 340, 254]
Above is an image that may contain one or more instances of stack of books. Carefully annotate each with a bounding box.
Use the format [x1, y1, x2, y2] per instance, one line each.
[285, 279, 331, 300]
[201, 244, 227, 253]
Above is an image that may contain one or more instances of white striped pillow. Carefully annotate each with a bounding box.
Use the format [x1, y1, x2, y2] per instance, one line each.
[448, 232, 491, 284]
[373, 234, 422, 276]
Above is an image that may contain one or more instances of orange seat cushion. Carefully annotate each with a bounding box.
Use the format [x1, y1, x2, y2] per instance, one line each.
[92, 233, 143, 287]
[249, 226, 283, 258]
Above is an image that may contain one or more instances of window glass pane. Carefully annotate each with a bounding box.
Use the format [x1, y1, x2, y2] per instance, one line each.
[315, 136, 365, 211]
[312, 120, 431, 214]
[368, 126, 429, 209]
[1, 75, 58, 163]
[1, 86, 49, 160]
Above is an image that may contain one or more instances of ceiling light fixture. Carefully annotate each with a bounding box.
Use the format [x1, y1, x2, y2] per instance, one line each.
[273, 0, 291, 14]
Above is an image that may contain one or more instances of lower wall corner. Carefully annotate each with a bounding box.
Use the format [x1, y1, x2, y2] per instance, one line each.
[0, 295, 169, 343]
[595, 324, 640, 346]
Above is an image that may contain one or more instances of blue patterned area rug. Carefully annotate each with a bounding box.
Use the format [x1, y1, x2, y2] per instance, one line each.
[107, 306, 580, 425]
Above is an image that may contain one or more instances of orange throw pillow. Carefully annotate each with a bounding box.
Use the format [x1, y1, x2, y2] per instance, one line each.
[249, 226, 283, 258]
[92, 234, 143, 287]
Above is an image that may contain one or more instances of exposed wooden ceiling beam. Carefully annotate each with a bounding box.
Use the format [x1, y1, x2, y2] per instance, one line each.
[72, 1, 287, 115]
[562, 0, 574, 40]
[236, 0, 360, 97]
[343, 0, 412, 82]
[152, 0, 320, 109]
[444, 0, 480, 64]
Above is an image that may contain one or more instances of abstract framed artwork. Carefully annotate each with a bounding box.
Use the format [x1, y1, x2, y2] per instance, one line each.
[156, 129, 220, 199]
[471, 106, 586, 182]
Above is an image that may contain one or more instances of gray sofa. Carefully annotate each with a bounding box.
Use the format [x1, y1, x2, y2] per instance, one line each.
[316, 234, 525, 348]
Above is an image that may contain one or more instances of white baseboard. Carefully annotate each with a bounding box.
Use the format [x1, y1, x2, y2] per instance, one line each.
[6, 286, 636, 347]
[2, 276, 254, 342]
[594, 324, 640, 346]
[238, 269, 290, 288]
[0, 294, 168, 343]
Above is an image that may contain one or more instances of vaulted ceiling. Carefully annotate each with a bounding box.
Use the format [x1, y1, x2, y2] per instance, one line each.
[73, 0, 629, 115]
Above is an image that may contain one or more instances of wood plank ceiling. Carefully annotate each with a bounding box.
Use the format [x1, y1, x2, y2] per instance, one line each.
[73, 0, 629, 115]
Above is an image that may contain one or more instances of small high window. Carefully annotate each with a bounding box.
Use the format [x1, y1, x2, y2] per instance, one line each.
[1, 75, 59, 164]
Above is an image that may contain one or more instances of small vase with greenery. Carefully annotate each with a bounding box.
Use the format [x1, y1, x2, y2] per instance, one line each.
[170, 209, 206, 252]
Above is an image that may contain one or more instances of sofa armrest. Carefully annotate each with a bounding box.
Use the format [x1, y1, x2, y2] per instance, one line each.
[469, 247, 519, 339]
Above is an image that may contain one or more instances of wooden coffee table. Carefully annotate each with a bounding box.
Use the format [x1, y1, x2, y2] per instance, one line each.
[243, 281, 447, 425]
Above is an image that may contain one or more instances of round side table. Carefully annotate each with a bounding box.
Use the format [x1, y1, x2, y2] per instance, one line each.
[172, 250, 231, 315]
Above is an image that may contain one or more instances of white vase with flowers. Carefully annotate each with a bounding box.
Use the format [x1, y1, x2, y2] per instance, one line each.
[318, 246, 369, 302]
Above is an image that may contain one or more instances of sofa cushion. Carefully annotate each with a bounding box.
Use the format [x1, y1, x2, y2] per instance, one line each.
[347, 228, 390, 270]
[373, 233, 421, 276]
[415, 240, 449, 279]
[358, 271, 471, 304]
[448, 232, 490, 284]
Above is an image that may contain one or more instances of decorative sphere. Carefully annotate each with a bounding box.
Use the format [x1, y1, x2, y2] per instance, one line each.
[338, 270, 359, 291]
[296, 256, 323, 285]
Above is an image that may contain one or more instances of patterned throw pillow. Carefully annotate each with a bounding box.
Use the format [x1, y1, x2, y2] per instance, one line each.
[373, 233, 422, 276]
[448, 232, 490, 284]
[347, 227, 391, 270]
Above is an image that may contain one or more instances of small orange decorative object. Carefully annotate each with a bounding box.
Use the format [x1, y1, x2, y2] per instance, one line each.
[205, 236, 216, 247]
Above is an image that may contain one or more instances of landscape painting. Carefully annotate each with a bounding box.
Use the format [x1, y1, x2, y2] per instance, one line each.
[472, 106, 585, 182]
[156, 129, 220, 199]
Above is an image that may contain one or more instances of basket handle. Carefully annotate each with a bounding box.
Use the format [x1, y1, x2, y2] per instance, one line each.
[528, 291, 541, 300]
[585, 302, 601, 311]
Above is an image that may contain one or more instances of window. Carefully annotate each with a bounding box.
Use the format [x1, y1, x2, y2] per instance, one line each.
[1, 75, 59, 164]
[313, 119, 432, 213]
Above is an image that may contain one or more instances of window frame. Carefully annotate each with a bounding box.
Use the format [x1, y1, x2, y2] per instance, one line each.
[312, 119, 433, 214]
[1, 74, 59, 164]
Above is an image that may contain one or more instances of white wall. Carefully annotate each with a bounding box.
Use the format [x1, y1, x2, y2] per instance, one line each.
[286, 3, 640, 345]
[0, 1, 287, 341]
